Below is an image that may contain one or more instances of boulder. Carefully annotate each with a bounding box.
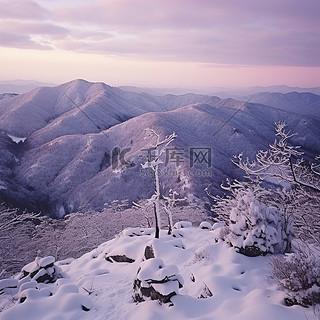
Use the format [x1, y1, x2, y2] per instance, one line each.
[199, 221, 212, 230]
[20, 256, 62, 283]
[105, 255, 135, 263]
[133, 258, 183, 304]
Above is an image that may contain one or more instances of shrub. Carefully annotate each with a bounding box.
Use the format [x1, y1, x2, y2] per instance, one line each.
[212, 189, 292, 256]
[270, 243, 320, 307]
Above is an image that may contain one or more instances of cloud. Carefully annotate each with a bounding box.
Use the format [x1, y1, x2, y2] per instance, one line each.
[54, 0, 319, 31]
[51, 0, 320, 67]
[1, 0, 319, 67]
[0, 31, 52, 50]
[0, 21, 69, 37]
[0, 0, 49, 20]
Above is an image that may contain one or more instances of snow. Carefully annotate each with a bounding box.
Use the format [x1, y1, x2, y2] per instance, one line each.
[7, 134, 26, 144]
[38, 256, 55, 268]
[199, 221, 211, 229]
[1, 280, 92, 320]
[174, 221, 192, 229]
[0, 179, 7, 190]
[215, 190, 292, 256]
[0, 226, 317, 320]
[137, 258, 178, 282]
[0, 279, 18, 291]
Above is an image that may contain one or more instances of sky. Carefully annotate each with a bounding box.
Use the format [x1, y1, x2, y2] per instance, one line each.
[0, 0, 319, 90]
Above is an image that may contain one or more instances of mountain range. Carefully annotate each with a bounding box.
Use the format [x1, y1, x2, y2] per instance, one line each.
[0, 79, 319, 217]
[0, 80, 56, 95]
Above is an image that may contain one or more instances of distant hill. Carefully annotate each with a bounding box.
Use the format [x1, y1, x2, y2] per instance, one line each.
[0, 80, 56, 94]
[120, 84, 320, 98]
[244, 91, 320, 119]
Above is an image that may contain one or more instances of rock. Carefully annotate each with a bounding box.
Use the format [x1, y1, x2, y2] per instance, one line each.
[0, 279, 18, 295]
[199, 221, 212, 230]
[172, 230, 184, 238]
[238, 246, 264, 257]
[105, 255, 135, 263]
[144, 245, 155, 260]
[122, 227, 154, 237]
[174, 221, 192, 229]
[133, 258, 183, 304]
[198, 283, 213, 299]
[33, 268, 52, 283]
[211, 222, 224, 231]
[20, 256, 62, 283]
[38, 256, 55, 268]
[18, 287, 51, 303]
[142, 238, 185, 262]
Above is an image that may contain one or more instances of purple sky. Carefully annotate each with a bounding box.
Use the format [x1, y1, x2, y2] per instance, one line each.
[0, 0, 319, 89]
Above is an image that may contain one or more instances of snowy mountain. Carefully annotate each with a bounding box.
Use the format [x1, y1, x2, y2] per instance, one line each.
[214, 85, 320, 99]
[243, 92, 320, 119]
[0, 79, 320, 217]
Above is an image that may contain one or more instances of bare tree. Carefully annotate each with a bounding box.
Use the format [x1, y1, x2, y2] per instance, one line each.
[0, 204, 42, 277]
[162, 189, 186, 235]
[0, 205, 40, 233]
[141, 129, 176, 238]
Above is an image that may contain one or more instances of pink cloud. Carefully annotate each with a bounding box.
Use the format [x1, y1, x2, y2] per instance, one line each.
[50, 0, 320, 66]
[0, 0, 319, 67]
[0, 31, 51, 50]
[0, 21, 68, 37]
[0, 0, 49, 20]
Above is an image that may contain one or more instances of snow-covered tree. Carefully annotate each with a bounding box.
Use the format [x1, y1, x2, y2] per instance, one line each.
[162, 189, 186, 235]
[0, 204, 40, 234]
[232, 122, 320, 247]
[0, 204, 43, 277]
[209, 122, 320, 307]
[211, 188, 292, 256]
[141, 129, 176, 238]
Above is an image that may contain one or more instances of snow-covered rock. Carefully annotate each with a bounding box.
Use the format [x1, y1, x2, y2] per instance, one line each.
[20, 256, 62, 284]
[174, 221, 192, 229]
[199, 221, 211, 230]
[0, 279, 18, 295]
[133, 258, 183, 304]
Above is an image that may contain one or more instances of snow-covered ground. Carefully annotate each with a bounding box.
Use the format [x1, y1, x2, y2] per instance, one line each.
[0, 223, 317, 320]
[0, 201, 209, 278]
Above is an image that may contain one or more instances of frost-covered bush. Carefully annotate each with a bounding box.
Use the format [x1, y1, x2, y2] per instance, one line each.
[232, 122, 320, 247]
[213, 190, 292, 256]
[270, 244, 320, 307]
